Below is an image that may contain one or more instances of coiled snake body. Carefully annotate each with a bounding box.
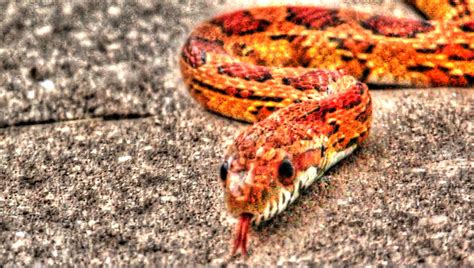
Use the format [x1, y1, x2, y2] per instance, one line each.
[180, 0, 474, 256]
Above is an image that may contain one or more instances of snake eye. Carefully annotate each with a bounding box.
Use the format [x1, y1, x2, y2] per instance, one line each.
[220, 162, 229, 181]
[278, 159, 294, 180]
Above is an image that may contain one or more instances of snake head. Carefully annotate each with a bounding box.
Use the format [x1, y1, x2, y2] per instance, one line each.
[219, 110, 329, 225]
[221, 145, 292, 219]
[221, 145, 325, 224]
[220, 120, 327, 256]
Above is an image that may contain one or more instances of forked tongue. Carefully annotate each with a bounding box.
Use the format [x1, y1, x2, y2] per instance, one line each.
[231, 213, 252, 256]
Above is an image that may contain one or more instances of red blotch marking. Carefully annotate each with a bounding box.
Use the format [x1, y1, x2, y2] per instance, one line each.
[425, 68, 469, 87]
[213, 11, 270, 36]
[461, 21, 474, 32]
[361, 15, 434, 38]
[182, 37, 226, 68]
[340, 39, 374, 54]
[425, 69, 449, 86]
[293, 149, 322, 173]
[282, 70, 344, 91]
[356, 107, 371, 122]
[239, 89, 254, 98]
[442, 44, 474, 60]
[225, 86, 255, 98]
[287, 7, 343, 30]
[448, 76, 469, 87]
[218, 62, 272, 82]
[225, 86, 239, 96]
[254, 106, 275, 122]
[297, 83, 364, 127]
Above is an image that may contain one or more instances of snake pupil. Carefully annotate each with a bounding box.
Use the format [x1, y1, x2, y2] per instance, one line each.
[220, 162, 229, 181]
[278, 159, 294, 179]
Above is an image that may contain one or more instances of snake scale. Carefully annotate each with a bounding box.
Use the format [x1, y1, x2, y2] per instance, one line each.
[180, 0, 474, 256]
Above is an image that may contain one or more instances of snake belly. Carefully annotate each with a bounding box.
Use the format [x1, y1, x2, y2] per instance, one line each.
[179, 2, 474, 256]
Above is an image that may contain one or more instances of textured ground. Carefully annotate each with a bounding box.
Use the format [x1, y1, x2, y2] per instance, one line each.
[0, 0, 472, 266]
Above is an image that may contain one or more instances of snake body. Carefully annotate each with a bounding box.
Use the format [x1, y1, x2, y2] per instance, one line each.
[180, 1, 474, 256]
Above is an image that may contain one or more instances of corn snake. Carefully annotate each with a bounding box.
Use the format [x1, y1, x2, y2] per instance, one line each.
[179, 0, 474, 256]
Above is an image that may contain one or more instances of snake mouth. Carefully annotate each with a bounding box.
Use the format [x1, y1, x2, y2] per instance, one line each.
[229, 166, 321, 256]
[231, 213, 253, 256]
[252, 144, 358, 225]
[253, 165, 320, 225]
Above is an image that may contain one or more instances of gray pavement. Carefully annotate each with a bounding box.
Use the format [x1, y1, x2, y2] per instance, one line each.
[1, 1, 472, 266]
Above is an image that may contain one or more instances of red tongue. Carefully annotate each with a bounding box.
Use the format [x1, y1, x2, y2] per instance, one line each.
[231, 213, 252, 256]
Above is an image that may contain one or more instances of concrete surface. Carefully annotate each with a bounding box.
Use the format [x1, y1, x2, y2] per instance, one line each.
[0, 0, 472, 266]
